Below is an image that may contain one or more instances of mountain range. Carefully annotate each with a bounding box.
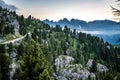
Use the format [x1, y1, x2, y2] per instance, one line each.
[44, 18, 120, 45]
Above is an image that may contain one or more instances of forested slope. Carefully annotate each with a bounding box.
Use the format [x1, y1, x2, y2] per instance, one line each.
[0, 7, 120, 80]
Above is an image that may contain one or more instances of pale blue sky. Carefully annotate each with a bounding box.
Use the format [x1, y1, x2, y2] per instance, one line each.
[3, 0, 116, 21]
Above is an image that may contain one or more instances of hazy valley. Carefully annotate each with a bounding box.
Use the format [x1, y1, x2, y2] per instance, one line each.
[44, 18, 120, 45]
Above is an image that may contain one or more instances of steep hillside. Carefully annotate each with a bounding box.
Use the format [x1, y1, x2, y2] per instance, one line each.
[0, 7, 120, 80]
[0, 6, 20, 43]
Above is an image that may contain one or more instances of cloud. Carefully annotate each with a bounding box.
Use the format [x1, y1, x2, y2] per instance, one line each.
[79, 30, 120, 35]
[0, 0, 17, 11]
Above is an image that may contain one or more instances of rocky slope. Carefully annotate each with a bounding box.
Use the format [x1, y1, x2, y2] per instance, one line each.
[54, 55, 108, 80]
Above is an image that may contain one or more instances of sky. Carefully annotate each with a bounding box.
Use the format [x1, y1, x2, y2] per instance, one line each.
[2, 0, 117, 21]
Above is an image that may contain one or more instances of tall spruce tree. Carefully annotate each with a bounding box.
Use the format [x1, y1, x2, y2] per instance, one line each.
[14, 38, 53, 80]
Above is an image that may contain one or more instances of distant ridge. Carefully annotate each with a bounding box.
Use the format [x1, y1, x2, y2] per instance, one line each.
[44, 18, 119, 27]
[44, 18, 120, 44]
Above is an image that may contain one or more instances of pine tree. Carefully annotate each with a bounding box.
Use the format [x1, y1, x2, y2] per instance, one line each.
[79, 54, 85, 66]
[0, 54, 11, 80]
[39, 69, 54, 80]
[90, 59, 97, 73]
[14, 38, 53, 80]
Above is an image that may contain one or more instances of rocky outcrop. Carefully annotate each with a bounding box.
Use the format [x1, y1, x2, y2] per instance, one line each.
[11, 19, 19, 35]
[55, 55, 74, 72]
[9, 51, 17, 80]
[55, 55, 93, 80]
[54, 55, 109, 80]
[97, 63, 108, 72]
[86, 59, 109, 72]
[86, 59, 93, 69]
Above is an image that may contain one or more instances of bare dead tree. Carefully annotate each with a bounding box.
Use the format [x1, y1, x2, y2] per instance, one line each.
[112, 0, 120, 21]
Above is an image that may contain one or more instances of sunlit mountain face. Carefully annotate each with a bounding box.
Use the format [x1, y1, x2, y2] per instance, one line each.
[44, 18, 120, 45]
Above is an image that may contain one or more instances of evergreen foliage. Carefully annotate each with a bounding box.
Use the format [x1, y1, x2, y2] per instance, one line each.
[0, 6, 120, 80]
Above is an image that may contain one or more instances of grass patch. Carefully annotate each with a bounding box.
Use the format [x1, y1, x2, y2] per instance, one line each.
[3, 34, 22, 41]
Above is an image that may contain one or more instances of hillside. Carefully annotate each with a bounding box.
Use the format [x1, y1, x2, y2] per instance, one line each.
[0, 7, 120, 80]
